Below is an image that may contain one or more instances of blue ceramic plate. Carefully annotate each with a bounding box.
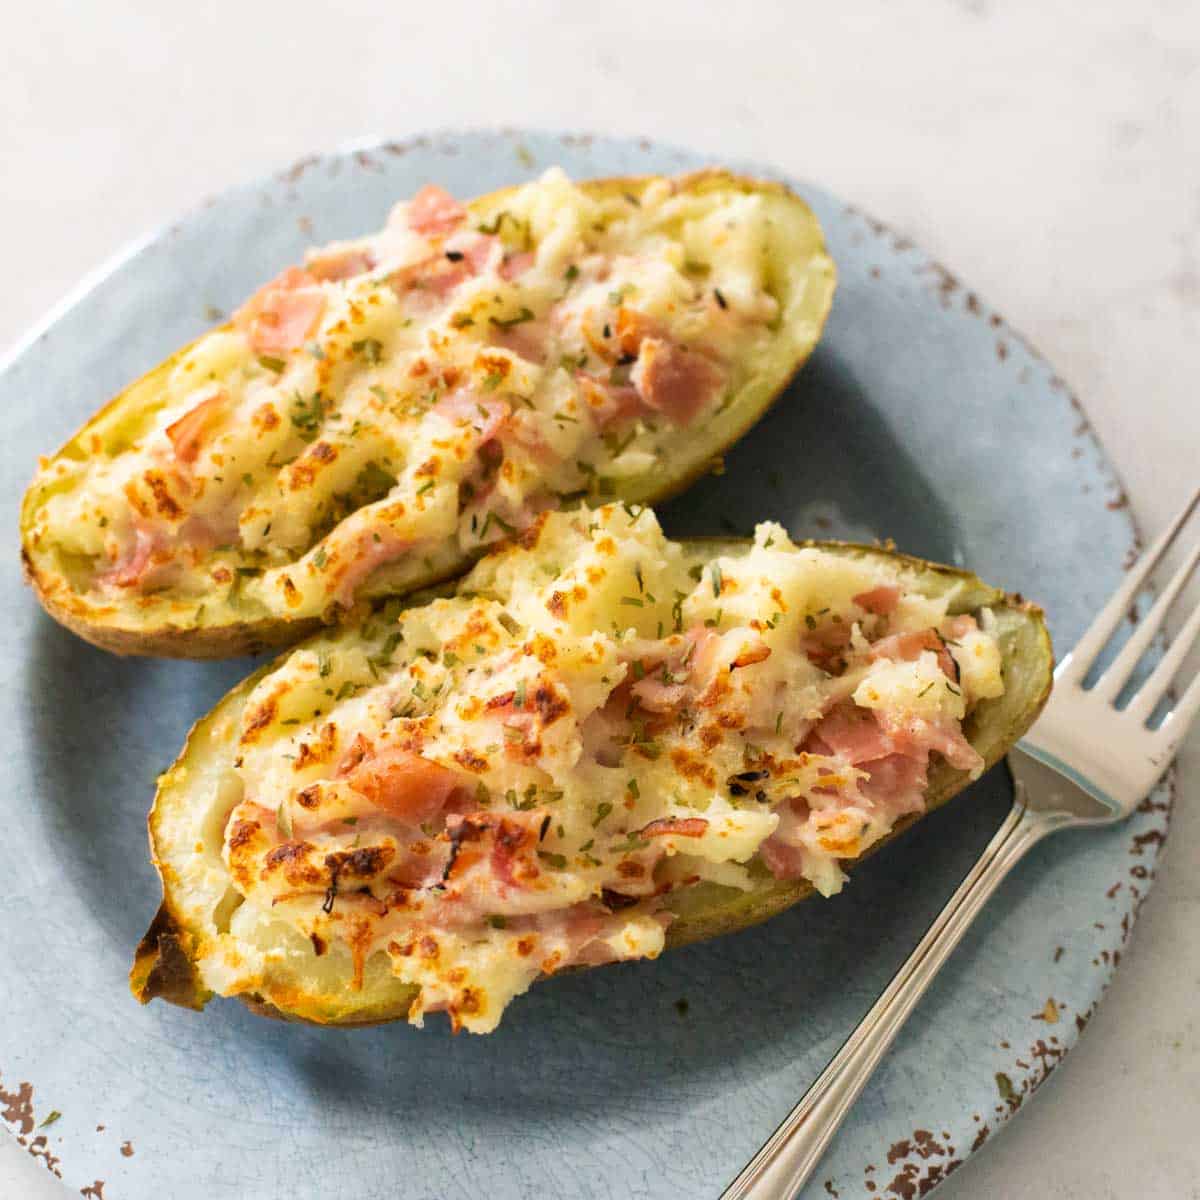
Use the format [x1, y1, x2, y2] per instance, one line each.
[1, 130, 1169, 1200]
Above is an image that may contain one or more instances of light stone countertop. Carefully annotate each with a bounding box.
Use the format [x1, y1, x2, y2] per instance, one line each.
[2, 2, 1196, 1197]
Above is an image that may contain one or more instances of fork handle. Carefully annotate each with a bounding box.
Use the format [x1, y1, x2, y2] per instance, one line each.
[720, 788, 1064, 1200]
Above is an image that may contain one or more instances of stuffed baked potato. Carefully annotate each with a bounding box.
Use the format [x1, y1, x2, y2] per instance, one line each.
[22, 169, 835, 658]
[132, 504, 1052, 1033]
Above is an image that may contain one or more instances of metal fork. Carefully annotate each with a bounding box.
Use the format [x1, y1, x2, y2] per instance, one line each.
[722, 485, 1200, 1200]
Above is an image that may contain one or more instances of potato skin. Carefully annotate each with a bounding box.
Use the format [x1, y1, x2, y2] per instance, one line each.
[22, 169, 836, 659]
[131, 540, 1053, 1028]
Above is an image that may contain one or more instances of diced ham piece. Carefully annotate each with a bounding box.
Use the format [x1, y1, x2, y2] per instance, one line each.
[534, 903, 673, 969]
[339, 747, 473, 826]
[631, 337, 724, 426]
[800, 699, 981, 822]
[324, 528, 414, 608]
[165, 388, 226, 465]
[638, 817, 709, 838]
[305, 245, 376, 282]
[873, 711, 983, 775]
[499, 251, 535, 281]
[943, 613, 979, 639]
[758, 798, 810, 880]
[806, 704, 895, 764]
[629, 676, 691, 713]
[853, 585, 901, 615]
[407, 185, 467, 236]
[385, 844, 455, 892]
[434, 390, 510, 446]
[504, 411, 559, 466]
[855, 752, 928, 807]
[443, 811, 541, 891]
[614, 307, 665, 358]
[577, 374, 644, 429]
[390, 256, 468, 302]
[97, 526, 158, 589]
[758, 840, 805, 881]
[870, 628, 958, 681]
[389, 235, 497, 305]
[623, 626, 721, 714]
[457, 233, 499, 274]
[490, 321, 547, 365]
[800, 619, 854, 673]
[233, 267, 326, 355]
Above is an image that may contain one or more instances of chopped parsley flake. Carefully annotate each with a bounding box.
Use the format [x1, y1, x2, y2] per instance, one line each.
[490, 306, 535, 330]
[351, 337, 383, 364]
[290, 391, 325, 438]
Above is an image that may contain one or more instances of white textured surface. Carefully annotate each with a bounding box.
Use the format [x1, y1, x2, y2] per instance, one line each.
[1, 3, 1196, 1198]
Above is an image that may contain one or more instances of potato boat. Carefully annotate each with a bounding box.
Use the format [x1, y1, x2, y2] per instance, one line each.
[132, 505, 1052, 1034]
[21, 169, 835, 658]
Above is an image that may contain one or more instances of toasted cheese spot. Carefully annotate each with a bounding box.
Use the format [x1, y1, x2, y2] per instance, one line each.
[295, 722, 339, 770]
[286, 441, 339, 489]
[226, 818, 261, 852]
[239, 694, 279, 745]
[281, 576, 302, 608]
[251, 402, 281, 433]
[261, 840, 323, 887]
[453, 749, 489, 773]
[533, 682, 570, 726]
[325, 845, 395, 880]
[295, 784, 322, 809]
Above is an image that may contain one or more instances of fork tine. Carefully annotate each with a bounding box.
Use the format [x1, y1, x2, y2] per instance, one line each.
[1126, 594, 1200, 725]
[1154, 670, 1200, 755]
[1093, 538, 1200, 702]
[1059, 485, 1200, 684]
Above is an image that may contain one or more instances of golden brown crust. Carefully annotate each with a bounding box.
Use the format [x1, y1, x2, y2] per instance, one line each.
[130, 902, 210, 1009]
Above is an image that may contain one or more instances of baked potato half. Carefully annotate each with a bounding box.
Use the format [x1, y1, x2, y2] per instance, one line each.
[22, 169, 835, 658]
[132, 505, 1052, 1033]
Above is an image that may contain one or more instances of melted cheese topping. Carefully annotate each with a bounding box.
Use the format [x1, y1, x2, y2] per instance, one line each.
[205, 506, 1004, 1032]
[33, 169, 783, 623]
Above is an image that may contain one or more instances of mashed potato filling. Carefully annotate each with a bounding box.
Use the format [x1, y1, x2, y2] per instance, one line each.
[33, 170, 786, 623]
[204, 506, 1003, 1032]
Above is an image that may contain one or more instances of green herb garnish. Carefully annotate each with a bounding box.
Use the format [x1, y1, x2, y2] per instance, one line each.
[490, 306, 535, 330]
[351, 337, 383, 364]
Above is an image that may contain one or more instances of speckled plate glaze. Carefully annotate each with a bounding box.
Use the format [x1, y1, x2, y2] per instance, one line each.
[1, 130, 1169, 1200]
